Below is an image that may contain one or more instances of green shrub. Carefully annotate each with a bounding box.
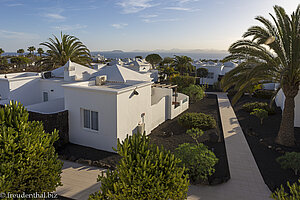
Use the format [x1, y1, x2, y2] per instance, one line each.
[89, 133, 189, 200]
[242, 101, 275, 114]
[276, 152, 300, 175]
[186, 128, 204, 144]
[181, 85, 205, 103]
[271, 179, 300, 200]
[254, 90, 275, 99]
[175, 143, 218, 183]
[250, 108, 268, 125]
[0, 101, 62, 193]
[170, 75, 195, 90]
[178, 113, 216, 130]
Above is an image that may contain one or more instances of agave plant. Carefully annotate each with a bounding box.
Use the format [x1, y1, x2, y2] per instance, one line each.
[221, 5, 300, 146]
[40, 32, 91, 69]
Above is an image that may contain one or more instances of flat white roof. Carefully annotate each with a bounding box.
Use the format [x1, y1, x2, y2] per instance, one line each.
[62, 80, 152, 94]
[0, 72, 40, 79]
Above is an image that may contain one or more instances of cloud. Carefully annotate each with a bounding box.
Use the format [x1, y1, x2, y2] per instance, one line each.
[6, 3, 23, 7]
[142, 18, 179, 23]
[66, 5, 98, 11]
[177, 0, 199, 4]
[111, 23, 128, 29]
[52, 24, 88, 31]
[117, 0, 159, 14]
[164, 6, 201, 12]
[164, 7, 191, 11]
[140, 14, 158, 18]
[0, 29, 39, 40]
[44, 13, 66, 20]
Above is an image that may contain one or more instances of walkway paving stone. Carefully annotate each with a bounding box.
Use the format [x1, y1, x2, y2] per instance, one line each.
[56, 160, 105, 200]
[187, 93, 271, 200]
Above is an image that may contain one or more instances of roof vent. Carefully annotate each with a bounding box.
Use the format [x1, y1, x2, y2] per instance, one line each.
[41, 71, 52, 79]
[95, 75, 107, 86]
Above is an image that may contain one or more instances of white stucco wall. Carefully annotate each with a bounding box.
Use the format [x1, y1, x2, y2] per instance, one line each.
[116, 85, 152, 142]
[0, 79, 9, 100]
[151, 87, 172, 118]
[39, 79, 65, 101]
[151, 96, 167, 130]
[9, 77, 41, 106]
[196, 66, 222, 85]
[170, 93, 189, 119]
[64, 87, 118, 152]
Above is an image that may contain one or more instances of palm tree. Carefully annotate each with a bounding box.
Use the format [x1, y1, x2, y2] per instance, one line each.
[37, 48, 44, 57]
[159, 57, 175, 81]
[173, 55, 194, 75]
[40, 32, 91, 68]
[221, 5, 300, 147]
[0, 48, 4, 57]
[27, 46, 36, 55]
[17, 49, 24, 56]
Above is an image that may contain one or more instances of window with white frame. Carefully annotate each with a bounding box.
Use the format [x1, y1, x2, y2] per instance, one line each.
[82, 109, 99, 131]
[207, 72, 214, 79]
[43, 92, 49, 102]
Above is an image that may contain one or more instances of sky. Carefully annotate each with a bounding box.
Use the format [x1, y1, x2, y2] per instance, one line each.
[0, 0, 299, 52]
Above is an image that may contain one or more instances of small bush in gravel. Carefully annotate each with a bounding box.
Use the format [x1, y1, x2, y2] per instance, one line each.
[178, 113, 216, 130]
[250, 108, 268, 125]
[242, 102, 275, 114]
[186, 128, 204, 144]
[175, 143, 218, 183]
[89, 132, 189, 200]
[271, 179, 300, 200]
[276, 152, 300, 175]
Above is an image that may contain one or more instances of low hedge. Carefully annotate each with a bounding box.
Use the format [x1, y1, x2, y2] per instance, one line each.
[178, 113, 216, 130]
[253, 90, 275, 99]
[242, 102, 276, 115]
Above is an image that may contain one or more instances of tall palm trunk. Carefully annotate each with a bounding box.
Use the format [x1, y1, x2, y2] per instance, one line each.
[276, 85, 299, 146]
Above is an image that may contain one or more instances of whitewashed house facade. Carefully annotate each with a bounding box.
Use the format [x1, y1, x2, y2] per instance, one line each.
[193, 61, 237, 85]
[0, 61, 189, 152]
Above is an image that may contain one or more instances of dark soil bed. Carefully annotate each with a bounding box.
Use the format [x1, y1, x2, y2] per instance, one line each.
[57, 143, 120, 169]
[229, 95, 300, 191]
[149, 94, 230, 185]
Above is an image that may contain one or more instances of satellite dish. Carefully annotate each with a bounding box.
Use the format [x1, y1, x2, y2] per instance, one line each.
[265, 36, 275, 45]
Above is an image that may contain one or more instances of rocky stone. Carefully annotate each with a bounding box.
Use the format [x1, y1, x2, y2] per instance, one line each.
[275, 147, 282, 151]
[76, 158, 92, 165]
[69, 156, 76, 162]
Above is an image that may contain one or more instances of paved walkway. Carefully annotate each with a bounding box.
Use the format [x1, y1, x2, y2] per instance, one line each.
[56, 160, 105, 200]
[57, 93, 271, 200]
[186, 93, 271, 200]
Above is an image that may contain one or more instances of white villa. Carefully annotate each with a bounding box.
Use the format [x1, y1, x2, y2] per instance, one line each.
[123, 58, 159, 82]
[193, 61, 238, 85]
[0, 60, 189, 152]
